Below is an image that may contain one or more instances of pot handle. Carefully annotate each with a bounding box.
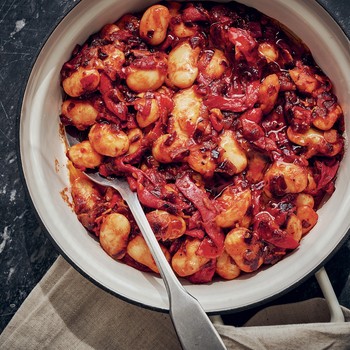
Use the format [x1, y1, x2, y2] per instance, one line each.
[315, 267, 345, 322]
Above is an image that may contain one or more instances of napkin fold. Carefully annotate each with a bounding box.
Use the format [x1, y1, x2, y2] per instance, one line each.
[1, 256, 349, 350]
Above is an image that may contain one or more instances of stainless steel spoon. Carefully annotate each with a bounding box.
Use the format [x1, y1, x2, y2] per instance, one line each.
[65, 128, 227, 350]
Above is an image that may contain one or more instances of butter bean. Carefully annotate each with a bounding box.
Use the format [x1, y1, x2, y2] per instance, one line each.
[126, 67, 166, 92]
[135, 97, 160, 128]
[172, 238, 210, 277]
[62, 66, 100, 97]
[264, 161, 308, 197]
[218, 130, 247, 174]
[167, 41, 200, 89]
[216, 250, 241, 280]
[100, 213, 131, 259]
[68, 141, 103, 169]
[127, 235, 170, 273]
[199, 49, 228, 79]
[61, 99, 98, 130]
[88, 123, 129, 157]
[139, 5, 170, 46]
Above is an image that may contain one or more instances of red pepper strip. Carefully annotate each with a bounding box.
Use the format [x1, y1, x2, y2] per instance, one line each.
[254, 211, 299, 249]
[204, 95, 248, 112]
[99, 73, 127, 120]
[196, 236, 220, 259]
[136, 183, 176, 211]
[107, 193, 121, 209]
[176, 174, 216, 218]
[241, 107, 263, 123]
[313, 160, 339, 192]
[154, 93, 174, 124]
[114, 158, 178, 213]
[169, 239, 183, 256]
[187, 210, 202, 230]
[182, 3, 209, 22]
[240, 118, 264, 141]
[144, 119, 164, 146]
[114, 158, 145, 180]
[203, 81, 260, 112]
[228, 27, 257, 64]
[266, 230, 299, 250]
[175, 174, 224, 257]
[109, 30, 133, 44]
[185, 229, 205, 239]
[188, 259, 216, 284]
[134, 97, 152, 119]
[240, 115, 278, 151]
[209, 112, 224, 132]
[99, 72, 113, 94]
[122, 146, 145, 164]
[252, 136, 278, 152]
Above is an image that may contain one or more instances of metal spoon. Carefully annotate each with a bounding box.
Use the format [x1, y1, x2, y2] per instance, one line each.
[65, 128, 227, 350]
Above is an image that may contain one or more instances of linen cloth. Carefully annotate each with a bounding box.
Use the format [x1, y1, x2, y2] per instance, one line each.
[1, 256, 349, 350]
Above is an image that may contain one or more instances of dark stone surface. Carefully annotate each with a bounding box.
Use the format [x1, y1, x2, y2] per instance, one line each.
[0, 0, 349, 333]
[0, 0, 77, 333]
[318, 0, 350, 37]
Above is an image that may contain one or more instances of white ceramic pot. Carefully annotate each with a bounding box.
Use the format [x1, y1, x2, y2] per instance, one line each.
[20, 0, 350, 313]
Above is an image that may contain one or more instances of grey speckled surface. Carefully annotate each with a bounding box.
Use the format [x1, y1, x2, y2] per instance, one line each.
[0, 0, 78, 332]
[318, 0, 350, 37]
[0, 0, 349, 333]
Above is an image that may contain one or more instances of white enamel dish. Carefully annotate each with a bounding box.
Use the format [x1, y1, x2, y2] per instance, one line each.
[20, 0, 350, 313]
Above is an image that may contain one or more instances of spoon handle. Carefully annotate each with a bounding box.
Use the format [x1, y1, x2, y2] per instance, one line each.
[125, 191, 227, 350]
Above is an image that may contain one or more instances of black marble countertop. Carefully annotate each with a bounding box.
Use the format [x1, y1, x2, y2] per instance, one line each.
[0, 0, 349, 333]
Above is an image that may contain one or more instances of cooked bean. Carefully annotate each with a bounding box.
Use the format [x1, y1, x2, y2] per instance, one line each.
[139, 4, 170, 46]
[287, 126, 343, 158]
[100, 23, 120, 39]
[296, 206, 318, 235]
[285, 214, 303, 243]
[225, 227, 264, 273]
[146, 210, 186, 241]
[68, 140, 103, 169]
[126, 66, 166, 93]
[215, 187, 251, 228]
[264, 161, 308, 197]
[167, 41, 200, 89]
[126, 128, 143, 156]
[312, 103, 342, 131]
[135, 97, 160, 128]
[127, 235, 170, 273]
[198, 49, 228, 79]
[187, 144, 216, 178]
[172, 238, 210, 277]
[216, 250, 241, 280]
[61, 100, 98, 130]
[296, 193, 315, 208]
[152, 134, 188, 163]
[62, 66, 100, 97]
[100, 45, 125, 80]
[258, 42, 279, 63]
[258, 73, 280, 114]
[100, 213, 131, 259]
[218, 130, 247, 174]
[171, 86, 206, 137]
[171, 21, 198, 38]
[88, 123, 129, 157]
[289, 64, 319, 95]
[71, 177, 102, 213]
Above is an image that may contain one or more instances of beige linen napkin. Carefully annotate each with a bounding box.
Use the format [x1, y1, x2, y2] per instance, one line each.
[1, 256, 349, 350]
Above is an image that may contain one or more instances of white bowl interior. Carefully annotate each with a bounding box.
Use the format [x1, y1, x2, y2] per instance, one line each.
[20, 0, 350, 313]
